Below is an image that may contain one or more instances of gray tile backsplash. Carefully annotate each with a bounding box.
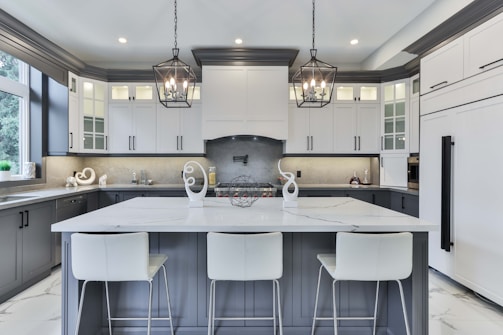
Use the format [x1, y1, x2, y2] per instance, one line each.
[39, 137, 379, 188]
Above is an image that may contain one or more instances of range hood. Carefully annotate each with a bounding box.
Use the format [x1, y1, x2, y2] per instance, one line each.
[193, 49, 298, 141]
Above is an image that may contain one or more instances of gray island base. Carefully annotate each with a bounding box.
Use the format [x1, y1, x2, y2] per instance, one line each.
[52, 197, 436, 335]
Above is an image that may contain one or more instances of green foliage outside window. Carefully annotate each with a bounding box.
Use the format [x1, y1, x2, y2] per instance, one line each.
[0, 50, 21, 174]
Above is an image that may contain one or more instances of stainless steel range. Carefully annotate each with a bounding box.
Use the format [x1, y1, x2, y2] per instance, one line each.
[214, 182, 277, 198]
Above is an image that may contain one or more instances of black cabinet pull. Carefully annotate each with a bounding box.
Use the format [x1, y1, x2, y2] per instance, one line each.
[372, 194, 376, 204]
[441, 135, 454, 252]
[19, 211, 24, 229]
[430, 81, 448, 89]
[69, 132, 73, 149]
[128, 136, 132, 150]
[24, 210, 29, 227]
[479, 58, 503, 70]
[401, 196, 405, 209]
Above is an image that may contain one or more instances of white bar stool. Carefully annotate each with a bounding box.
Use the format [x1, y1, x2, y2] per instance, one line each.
[71, 232, 174, 335]
[207, 232, 283, 335]
[311, 232, 412, 335]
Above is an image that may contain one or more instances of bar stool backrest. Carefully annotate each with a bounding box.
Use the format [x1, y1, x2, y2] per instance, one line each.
[207, 232, 283, 281]
[71, 232, 150, 281]
[334, 232, 413, 281]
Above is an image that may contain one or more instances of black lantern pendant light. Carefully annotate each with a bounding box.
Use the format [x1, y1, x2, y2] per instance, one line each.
[292, 0, 337, 108]
[153, 0, 197, 108]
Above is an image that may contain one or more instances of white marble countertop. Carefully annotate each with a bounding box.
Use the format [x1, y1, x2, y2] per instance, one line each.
[51, 197, 436, 233]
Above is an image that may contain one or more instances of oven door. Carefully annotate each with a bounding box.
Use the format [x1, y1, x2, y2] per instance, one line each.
[408, 157, 419, 189]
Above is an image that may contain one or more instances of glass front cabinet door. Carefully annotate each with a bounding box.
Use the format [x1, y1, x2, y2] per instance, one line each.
[382, 81, 408, 152]
[82, 79, 108, 152]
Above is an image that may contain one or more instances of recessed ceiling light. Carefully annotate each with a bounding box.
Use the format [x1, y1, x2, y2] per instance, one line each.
[350, 39, 359, 45]
[118, 37, 128, 44]
[235, 38, 243, 45]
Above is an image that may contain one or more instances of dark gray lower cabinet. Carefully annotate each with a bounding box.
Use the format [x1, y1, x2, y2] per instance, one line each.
[0, 201, 55, 302]
[391, 193, 419, 217]
[345, 190, 391, 208]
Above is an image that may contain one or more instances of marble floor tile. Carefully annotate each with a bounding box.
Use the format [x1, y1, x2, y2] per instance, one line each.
[0, 267, 502, 335]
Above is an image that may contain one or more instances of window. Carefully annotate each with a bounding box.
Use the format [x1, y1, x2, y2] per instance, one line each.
[0, 50, 29, 177]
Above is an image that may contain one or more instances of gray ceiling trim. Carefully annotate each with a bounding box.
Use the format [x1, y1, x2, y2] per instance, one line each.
[192, 48, 299, 67]
[0, 9, 85, 85]
[405, 0, 503, 57]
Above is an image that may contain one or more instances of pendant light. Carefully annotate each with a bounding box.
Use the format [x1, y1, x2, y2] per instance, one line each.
[153, 0, 197, 108]
[292, 0, 337, 108]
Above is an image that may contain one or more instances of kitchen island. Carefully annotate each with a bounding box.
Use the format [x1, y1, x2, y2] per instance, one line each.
[52, 197, 436, 335]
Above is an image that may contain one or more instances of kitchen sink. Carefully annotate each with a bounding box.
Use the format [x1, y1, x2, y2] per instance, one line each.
[0, 195, 37, 203]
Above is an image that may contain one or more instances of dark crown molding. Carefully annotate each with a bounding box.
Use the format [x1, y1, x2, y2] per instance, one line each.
[192, 48, 299, 67]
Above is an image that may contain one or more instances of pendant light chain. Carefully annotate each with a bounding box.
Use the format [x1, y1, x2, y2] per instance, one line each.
[174, 0, 178, 49]
[312, 0, 316, 50]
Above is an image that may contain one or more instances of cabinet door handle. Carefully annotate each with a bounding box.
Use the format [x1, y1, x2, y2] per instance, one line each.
[128, 136, 132, 150]
[354, 136, 357, 151]
[381, 157, 384, 168]
[358, 97, 361, 101]
[381, 136, 383, 151]
[132, 96, 135, 101]
[19, 211, 24, 229]
[430, 81, 448, 89]
[180, 136, 183, 151]
[401, 196, 405, 209]
[133, 136, 136, 150]
[24, 210, 29, 227]
[354, 97, 357, 101]
[307, 136, 310, 151]
[310, 136, 313, 150]
[177, 136, 180, 150]
[105, 136, 108, 150]
[358, 136, 361, 151]
[479, 58, 503, 70]
[69, 132, 73, 149]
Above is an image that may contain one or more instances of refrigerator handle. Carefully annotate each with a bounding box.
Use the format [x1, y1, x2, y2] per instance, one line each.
[441, 135, 454, 252]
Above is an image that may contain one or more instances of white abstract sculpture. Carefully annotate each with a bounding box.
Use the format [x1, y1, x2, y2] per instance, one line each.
[278, 159, 298, 208]
[183, 161, 208, 207]
[65, 176, 78, 187]
[75, 167, 96, 185]
[99, 174, 108, 186]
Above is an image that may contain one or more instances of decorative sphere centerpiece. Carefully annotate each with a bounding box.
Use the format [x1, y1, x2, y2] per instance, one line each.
[228, 175, 260, 208]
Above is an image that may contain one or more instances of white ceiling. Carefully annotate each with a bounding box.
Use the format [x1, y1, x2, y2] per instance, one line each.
[0, 0, 474, 72]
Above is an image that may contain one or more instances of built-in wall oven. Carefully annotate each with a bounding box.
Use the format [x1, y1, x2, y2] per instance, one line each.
[408, 156, 419, 189]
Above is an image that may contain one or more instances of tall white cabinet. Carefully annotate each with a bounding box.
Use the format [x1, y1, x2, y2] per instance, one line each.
[420, 11, 503, 307]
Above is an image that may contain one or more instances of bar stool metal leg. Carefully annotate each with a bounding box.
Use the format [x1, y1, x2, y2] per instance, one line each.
[104, 282, 112, 335]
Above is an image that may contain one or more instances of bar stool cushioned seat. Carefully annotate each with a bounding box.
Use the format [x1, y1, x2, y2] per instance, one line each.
[207, 232, 283, 335]
[71, 232, 174, 335]
[311, 232, 412, 335]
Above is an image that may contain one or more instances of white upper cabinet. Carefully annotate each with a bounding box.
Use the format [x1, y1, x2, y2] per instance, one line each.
[109, 83, 155, 103]
[285, 103, 333, 154]
[333, 84, 380, 104]
[464, 12, 503, 77]
[420, 36, 464, 95]
[80, 78, 108, 153]
[333, 103, 380, 154]
[202, 66, 288, 140]
[421, 12, 503, 96]
[381, 80, 408, 153]
[108, 104, 157, 153]
[156, 103, 204, 154]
